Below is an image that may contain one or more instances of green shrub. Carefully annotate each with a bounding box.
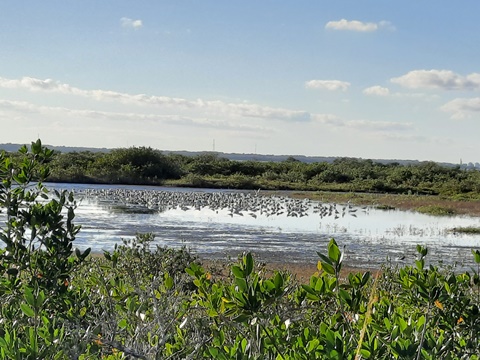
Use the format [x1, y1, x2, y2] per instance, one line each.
[0, 140, 91, 359]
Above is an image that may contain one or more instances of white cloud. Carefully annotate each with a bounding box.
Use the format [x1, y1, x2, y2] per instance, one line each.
[325, 19, 378, 32]
[311, 114, 344, 126]
[311, 114, 412, 133]
[226, 103, 310, 122]
[391, 69, 480, 91]
[0, 98, 270, 134]
[305, 80, 350, 92]
[0, 76, 311, 122]
[0, 99, 40, 113]
[363, 85, 390, 96]
[346, 120, 412, 132]
[378, 21, 396, 31]
[120, 17, 143, 30]
[0, 76, 80, 94]
[373, 132, 428, 143]
[441, 97, 480, 119]
[0, 76, 415, 140]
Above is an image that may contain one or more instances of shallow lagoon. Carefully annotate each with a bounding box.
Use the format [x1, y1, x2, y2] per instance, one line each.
[44, 183, 480, 271]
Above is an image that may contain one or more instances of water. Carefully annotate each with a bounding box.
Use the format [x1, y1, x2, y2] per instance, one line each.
[3, 183, 480, 270]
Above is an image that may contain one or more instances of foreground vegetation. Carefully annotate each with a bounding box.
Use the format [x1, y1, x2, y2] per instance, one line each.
[2, 141, 480, 359]
[10, 143, 479, 198]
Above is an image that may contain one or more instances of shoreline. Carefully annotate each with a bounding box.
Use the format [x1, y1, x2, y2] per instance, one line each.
[265, 190, 480, 217]
[89, 251, 377, 282]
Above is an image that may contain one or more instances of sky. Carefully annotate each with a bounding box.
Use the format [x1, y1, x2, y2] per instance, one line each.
[1, 1, 480, 163]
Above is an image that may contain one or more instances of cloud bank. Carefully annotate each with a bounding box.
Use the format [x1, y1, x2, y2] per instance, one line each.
[441, 97, 480, 119]
[391, 69, 480, 91]
[0, 76, 310, 122]
[305, 79, 350, 92]
[363, 85, 390, 96]
[0, 75, 418, 143]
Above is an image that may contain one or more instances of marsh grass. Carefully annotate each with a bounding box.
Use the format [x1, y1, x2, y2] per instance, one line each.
[415, 205, 456, 216]
[449, 226, 480, 234]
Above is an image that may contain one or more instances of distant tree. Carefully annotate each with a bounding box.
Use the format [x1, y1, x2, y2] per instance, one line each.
[187, 153, 230, 176]
[283, 156, 301, 163]
[49, 151, 98, 182]
[94, 146, 182, 184]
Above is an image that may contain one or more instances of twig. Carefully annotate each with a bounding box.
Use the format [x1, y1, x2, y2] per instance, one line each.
[355, 270, 380, 359]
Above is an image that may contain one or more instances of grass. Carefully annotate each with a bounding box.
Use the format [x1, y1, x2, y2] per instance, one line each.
[415, 205, 456, 216]
[449, 226, 480, 234]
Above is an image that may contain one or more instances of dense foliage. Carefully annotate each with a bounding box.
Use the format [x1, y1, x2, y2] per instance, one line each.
[1, 142, 480, 359]
[41, 147, 480, 196]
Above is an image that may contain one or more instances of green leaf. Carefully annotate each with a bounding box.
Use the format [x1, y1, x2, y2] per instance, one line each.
[24, 287, 35, 307]
[361, 272, 371, 287]
[235, 277, 247, 292]
[29, 327, 37, 353]
[37, 291, 45, 307]
[21, 303, 35, 317]
[360, 349, 371, 358]
[81, 248, 91, 260]
[321, 262, 335, 275]
[317, 251, 333, 266]
[307, 338, 320, 353]
[244, 253, 254, 277]
[416, 259, 425, 271]
[416, 315, 426, 332]
[416, 245, 428, 257]
[118, 319, 128, 329]
[233, 314, 249, 323]
[273, 272, 283, 291]
[398, 318, 408, 332]
[339, 289, 351, 303]
[208, 347, 219, 357]
[241, 338, 248, 352]
[165, 274, 174, 290]
[328, 239, 341, 263]
[472, 249, 480, 264]
[231, 265, 244, 278]
[302, 284, 316, 295]
[263, 279, 275, 292]
[19, 144, 28, 154]
[314, 277, 325, 292]
[31, 139, 42, 154]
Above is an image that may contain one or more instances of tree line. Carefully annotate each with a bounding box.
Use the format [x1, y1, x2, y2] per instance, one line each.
[7, 145, 479, 196]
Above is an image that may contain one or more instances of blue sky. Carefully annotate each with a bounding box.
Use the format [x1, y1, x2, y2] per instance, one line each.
[1, 1, 479, 163]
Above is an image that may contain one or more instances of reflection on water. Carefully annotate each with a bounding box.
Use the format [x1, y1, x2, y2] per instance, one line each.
[3, 183, 480, 270]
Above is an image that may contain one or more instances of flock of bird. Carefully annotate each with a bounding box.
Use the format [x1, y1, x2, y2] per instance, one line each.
[78, 188, 364, 220]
